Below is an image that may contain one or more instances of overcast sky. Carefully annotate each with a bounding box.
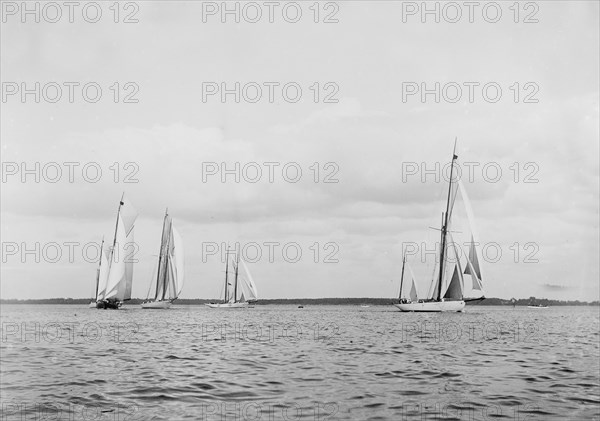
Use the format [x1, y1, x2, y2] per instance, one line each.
[1, 1, 598, 301]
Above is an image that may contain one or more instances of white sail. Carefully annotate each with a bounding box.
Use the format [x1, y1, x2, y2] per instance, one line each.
[238, 258, 258, 301]
[171, 225, 185, 298]
[120, 199, 138, 236]
[95, 249, 110, 301]
[427, 264, 439, 300]
[458, 178, 484, 287]
[400, 259, 419, 301]
[460, 242, 485, 299]
[119, 229, 135, 301]
[409, 279, 418, 302]
[148, 215, 185, 303]
[406, 262, 419, 301]
[441, 234, 465, 299]
[226, 258, 235, 303]
[104, 215, 127, 301]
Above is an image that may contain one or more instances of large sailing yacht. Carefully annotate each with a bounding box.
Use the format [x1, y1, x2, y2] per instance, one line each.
[94, 194, 138, 309]
[141, 210, 185, 309]
[395, 142, 485, 312]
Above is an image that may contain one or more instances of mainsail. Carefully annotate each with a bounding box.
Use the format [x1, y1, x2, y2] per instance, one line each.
[150, 212, 185, 302]
[103, 196, 138, 303]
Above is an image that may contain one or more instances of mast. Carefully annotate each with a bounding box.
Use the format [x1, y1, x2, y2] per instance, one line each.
[105, 193, 125, 302]
[398, 252, 406, 301]
[224, 247, 230, 303]
[94, 237, 105, 300]
[155, 209, 169, 301]
[112, 193, 125, 253]
[234, 251, 240, 303]
[436, 140, 458, 301]
[163, 212, 172, 301]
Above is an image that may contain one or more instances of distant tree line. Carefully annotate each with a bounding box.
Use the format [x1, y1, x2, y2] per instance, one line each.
[1, 297, 598, 306]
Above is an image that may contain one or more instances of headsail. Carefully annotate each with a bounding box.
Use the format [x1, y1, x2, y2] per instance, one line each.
[104, 214, 128, 301]
[409, 279, 418, 302]
[95, 246, 110, 301]
[400, 257, 419, 301]
[238, 258, 258, 302]
[457, 178, 485, 300]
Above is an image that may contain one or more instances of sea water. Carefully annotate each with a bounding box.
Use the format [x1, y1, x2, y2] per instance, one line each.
[1, 304, 599, 420]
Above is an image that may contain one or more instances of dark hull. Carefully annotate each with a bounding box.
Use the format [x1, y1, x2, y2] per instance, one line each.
[96, 300, 121, 310]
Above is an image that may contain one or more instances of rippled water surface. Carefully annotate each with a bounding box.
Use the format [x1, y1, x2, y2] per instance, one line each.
[1, 305, 599, 420]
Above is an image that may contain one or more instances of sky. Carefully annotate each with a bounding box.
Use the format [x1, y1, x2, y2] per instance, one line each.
[1, 1, 598, 301]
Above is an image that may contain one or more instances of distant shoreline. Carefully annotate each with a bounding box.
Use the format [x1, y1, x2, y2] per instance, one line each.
[1, 298, 598, 306]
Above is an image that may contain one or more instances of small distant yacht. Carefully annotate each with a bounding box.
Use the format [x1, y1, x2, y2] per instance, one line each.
[89, 237, 106, 308]
[527, 302, 549, 309]
[205, 247, 258, 308]
[141, 209, 184, 309]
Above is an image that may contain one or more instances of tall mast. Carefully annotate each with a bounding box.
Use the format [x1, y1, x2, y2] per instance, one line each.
[111, 192, 125, 251]
[104, 193, 125, 302]
[94, 236, 105, 300]
[163, 211, 172, 300]
[398, 251, 406, 301]
[224, 247, 230, 303]
[234, 251, 240, 303]
[436, 140, 458, 301]
[155, 209, 169, 300]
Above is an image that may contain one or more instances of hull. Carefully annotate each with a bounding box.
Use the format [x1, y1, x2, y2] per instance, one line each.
[205, 302, 250, 308]
[527, 305, 548, 309]
[96, 301, 121, 310]
[394, 300, 465, 312]
[141, 300, 172, 309]
[88, 301, 97, 308]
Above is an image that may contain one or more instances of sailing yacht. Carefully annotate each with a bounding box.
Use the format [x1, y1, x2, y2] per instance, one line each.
[95, 194, 138, 309]
[397, 252, 419, 305]
[141, 210, 185, 309]
[205, 248, 258, 308]
[89, 237, 107, 308]
[395, 142, 485, 312]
